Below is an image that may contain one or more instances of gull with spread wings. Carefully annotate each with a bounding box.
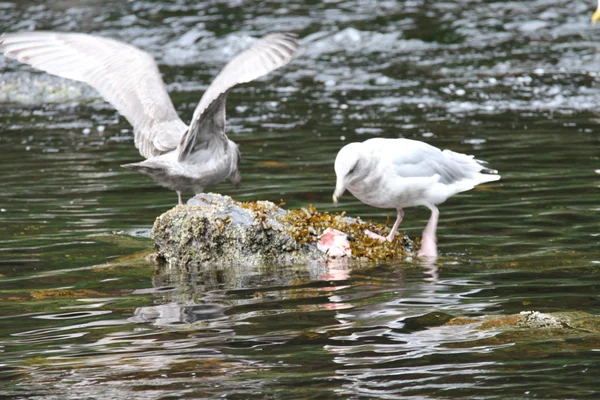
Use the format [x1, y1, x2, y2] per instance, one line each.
[0, 31, 298, 204]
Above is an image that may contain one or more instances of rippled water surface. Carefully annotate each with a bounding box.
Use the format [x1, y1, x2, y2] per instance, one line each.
[1, 0, 600, 398]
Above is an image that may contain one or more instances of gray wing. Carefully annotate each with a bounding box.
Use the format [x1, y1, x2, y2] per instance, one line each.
[178, 32, 298, 162]
[392, 141, 484, 184]
[0, 31, 186, 159]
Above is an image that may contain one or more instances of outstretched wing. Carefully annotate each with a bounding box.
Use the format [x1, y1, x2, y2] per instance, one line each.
[178, 32, 298, 162]
[0, 31, 186, 158]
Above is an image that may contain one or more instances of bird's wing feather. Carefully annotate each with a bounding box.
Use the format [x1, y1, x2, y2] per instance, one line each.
[390, 142, 447, 179]
[0, 31, 186, 158]
[178, 32, 298, 162]
[391, 140, 494, 184]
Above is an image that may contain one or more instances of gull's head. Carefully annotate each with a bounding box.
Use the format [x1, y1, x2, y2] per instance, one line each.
[593, 0, 600, 23]
[333, 142, 362, 204]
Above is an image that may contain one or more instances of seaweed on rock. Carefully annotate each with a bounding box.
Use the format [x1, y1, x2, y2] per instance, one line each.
[285, 205, 411, 260]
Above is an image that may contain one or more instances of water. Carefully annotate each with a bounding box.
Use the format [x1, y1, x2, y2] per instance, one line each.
[1, 0, 600, 398]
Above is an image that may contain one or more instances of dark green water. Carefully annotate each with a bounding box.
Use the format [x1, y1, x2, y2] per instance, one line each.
[1, 0, 600, 398]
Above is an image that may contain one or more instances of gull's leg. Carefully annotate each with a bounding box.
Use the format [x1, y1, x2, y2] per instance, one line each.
[418, 206, 439, 259]
[364, 230, 387, 242]
[177, 191, 183, 206]
[365, 208, 404, 242]
[385, 208, 404, 242]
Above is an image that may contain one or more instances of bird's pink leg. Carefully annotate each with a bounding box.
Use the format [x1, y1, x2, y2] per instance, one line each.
[418, 206, 439, 259]
[365, 208, 404, 242]
[364, 230, 387, 241]
[385, 208, 404, 242]
[177, 191, 183, 206]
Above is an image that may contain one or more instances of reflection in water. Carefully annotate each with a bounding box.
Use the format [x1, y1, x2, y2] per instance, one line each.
[1, 254, 599, 397]
[320, 258, 351, 281]
[130, 303, 227, 326]
[323, 269, 504, 397]
[421, 260, 439, 283]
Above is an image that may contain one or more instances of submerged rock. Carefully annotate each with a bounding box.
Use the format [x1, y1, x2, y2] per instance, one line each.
[151, 193, 413, 268]
[444, 311, 595, 332]
[442, 310, 600, 350]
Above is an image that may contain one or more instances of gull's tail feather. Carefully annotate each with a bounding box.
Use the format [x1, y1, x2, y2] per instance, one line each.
[475, 160, 501, 183]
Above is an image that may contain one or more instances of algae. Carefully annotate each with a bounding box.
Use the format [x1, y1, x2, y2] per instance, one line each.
[30, 288, 105, 300]
[284, 204, 412, 261]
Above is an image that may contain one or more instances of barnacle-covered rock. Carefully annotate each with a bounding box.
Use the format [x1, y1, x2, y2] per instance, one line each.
[152, 193, 414, 268]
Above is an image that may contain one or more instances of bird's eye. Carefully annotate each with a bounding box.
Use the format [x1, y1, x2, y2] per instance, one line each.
[348, 161, 359, 175]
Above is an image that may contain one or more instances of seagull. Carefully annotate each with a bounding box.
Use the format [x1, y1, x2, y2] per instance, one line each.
[0, 31, 299, 205]
[332, 137, 500, 259]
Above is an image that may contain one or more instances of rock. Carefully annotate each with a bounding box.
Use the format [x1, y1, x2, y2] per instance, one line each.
[445, 311, 600, 333]
[151, 193, 413, 268]
[518, 310, 563, 329]
[440, 310, 600, 356]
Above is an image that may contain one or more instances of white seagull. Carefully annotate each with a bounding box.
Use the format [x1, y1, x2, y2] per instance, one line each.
[0, 31, 299, 205]
[332, 137, 500, 259]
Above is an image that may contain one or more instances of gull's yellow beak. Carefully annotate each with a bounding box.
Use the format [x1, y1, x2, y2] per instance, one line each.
[593, 8, 600, 24]
[332, 194, 338, 204]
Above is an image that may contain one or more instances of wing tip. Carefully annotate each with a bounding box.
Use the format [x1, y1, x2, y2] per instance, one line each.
[480, 170, 501, 184]
[481, 167, 498, 174]
[262, 32, 300, 56]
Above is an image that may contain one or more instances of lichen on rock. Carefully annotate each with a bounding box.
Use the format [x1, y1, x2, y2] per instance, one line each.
[151, 193, 413, 268]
